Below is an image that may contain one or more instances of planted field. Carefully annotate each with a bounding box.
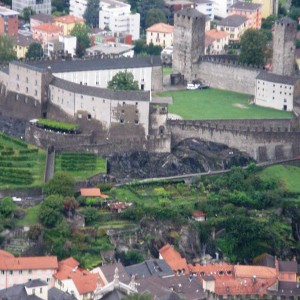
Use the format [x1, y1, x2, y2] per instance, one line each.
[0, 132, 46, 189]
[260, 165, 300, 194]
[55, 152, 106, 180]
[160, 89, 293, 120]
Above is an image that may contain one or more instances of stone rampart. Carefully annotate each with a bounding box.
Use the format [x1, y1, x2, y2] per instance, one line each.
[194, 59, 260, 95]
[169, 120, 300, 162]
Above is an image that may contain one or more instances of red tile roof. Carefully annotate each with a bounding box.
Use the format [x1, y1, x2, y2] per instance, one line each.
[206, 29, 230, 40]
[0, 251, 58, 270]
[146, 22, 174, 33]
[159, 244, 188, 273]
[34, 22, 62, 33]
[192, 211, 206, 218]
[54, 15, 84, 24]
[189, 262, 234, 277]
[234, 265, 277, 279]
[80, 188, 108, 198]
[54, 257, 105, 295]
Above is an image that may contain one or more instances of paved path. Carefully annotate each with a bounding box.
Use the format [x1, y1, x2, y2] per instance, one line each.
[44, 146, 55, 183]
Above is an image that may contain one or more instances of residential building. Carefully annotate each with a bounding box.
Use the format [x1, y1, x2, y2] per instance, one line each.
[0, 250, 58, 290]
[253, 0, 278, 18]
[192, 210, 207, 221]
[0, 7, 18, 36]
[69, 0, 88, 18]
[227, 1, 262, 29]
[278, 260, 298, 282]
[12, 0, 51, 15]
[99, 0, 140, 40]
[53, 257, 105, 300]
[212, 0, 238, 18]
[205, 29, 229, 54]
[30, 13, 53, 29]
[195, 0, 214, 19]
[216, 15, 247, 43]
[146, 23, 174, 48]
[59, 35, 77, 57]
[54, 15, 85, 36]
[13, 34, 35, 58]
[32, 23, 63, 44]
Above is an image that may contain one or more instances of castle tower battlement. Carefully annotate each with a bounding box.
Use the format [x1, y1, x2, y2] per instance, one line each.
[272, 17, 297, 76]
[173, 8, 206, 81]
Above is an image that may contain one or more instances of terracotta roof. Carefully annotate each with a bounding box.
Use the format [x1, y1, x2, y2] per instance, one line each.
[54, 257, 105, 295]
[188, 262, 234, 277]
[146, 22, 174, 33]
[192, 211, 206, 218]
[34, 23, 62, 33]
[159, 244, 189, 273]
[234, 265, 277, 279]
[206, 29, 229, 40]
[0, 249, 14, 259]
[0, 254, 58, 270]
[54, 15, 84, 24]
[80, 188, 108, 198]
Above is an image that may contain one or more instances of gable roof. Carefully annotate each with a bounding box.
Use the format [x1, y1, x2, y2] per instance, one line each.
[256, 71, 299, 85]
[278, 261, 298, 273]
[206, 29, 229, 40]
[192, 211, 206, 218]
[234, 265, 277, 279]
[24, 279, 48, 288]
[33, 23, 62, 33]
[54, 15, 84, 24]
[159, 244, 188, 273]
[218, 15, 247, 27]
[146, 23, 174, 34]
[229, 1, 262, 11]
[100, 263, 131, 284]
[80, 188, 102, 197]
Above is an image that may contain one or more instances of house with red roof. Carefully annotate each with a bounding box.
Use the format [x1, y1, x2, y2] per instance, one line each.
[192, 211, 207, 222]
[53, 257, 105, 300]
[0, 249, 58, 290]
[205, 29, 230, 55]
[146, 23, 174, 49]
[80, 188, 109, 199]
[32, 23, 63, 44]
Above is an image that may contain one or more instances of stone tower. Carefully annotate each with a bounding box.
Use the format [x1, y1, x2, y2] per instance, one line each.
[173, 8, 206, 81]
[272, 17, 297, 76]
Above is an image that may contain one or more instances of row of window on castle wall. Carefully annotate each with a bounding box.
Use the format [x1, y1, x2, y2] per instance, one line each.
[257, 88, 292, 96]
[256, 95, 288, 102]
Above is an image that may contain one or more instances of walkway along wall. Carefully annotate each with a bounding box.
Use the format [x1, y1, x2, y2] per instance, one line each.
[168, 119, 300, 162]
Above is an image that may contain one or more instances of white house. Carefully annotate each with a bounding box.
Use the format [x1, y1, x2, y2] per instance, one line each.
[255, 72, 300, 111]
[212, 0, 238, 18]
[195, 0, 214, 20]
[69, 0, 88, 18]
[99, 0, 140, 40]
[12, 0, 51, 15]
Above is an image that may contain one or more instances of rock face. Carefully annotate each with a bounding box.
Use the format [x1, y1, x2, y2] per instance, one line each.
[0, 115, 27, 138]
[107, 138, 253, 179]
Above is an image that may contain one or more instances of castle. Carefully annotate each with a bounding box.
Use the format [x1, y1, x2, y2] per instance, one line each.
[0, 9, 300, 162]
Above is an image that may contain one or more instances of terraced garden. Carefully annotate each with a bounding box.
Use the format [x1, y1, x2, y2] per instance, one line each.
[55, 152, 107, 181]
[0, 132, 46, 189]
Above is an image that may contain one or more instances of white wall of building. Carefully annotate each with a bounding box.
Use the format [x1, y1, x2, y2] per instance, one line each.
[255, 79, 294, 111]
[196, 1, 214, 20]
[12, 0, 51, 15]
[59, 35, 77, 57]
[53, 67, 153, 91]
[69, 0, 88, 18]
[212, 0, 237, 18]
[99, 0, 140, 40]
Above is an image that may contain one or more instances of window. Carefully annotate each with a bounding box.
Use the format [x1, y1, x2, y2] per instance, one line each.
[134, 119, 139, 124]
[120, 118, 124, 124]
[26, 87, 28, 93]
[9, 270, 13, 275]
[19, 270, 22, 274]
[1, 271, 4, 275]
[35, 90, 37, 96]
[33, 289, 35, 295]
[40, 288, 42, 293]
[87, 114, 91, 120]
[29, 269, 32, 274]
[46, 278, 50, 283]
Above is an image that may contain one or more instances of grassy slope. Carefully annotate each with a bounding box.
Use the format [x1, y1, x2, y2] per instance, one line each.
[17, 205, 41, 226]
[160, 89, 293, 120]
[260, 165, 300, 193]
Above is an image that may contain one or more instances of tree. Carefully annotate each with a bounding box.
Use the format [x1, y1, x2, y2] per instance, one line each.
[0, 35, 16, 65]
[81, 207, 99, 225]
[39, 195, 64, 227]
[52, 0, 69, 13]
[108, 71, 139, 90]
[145, 8, 167, 28]
[44, 172, 75, 197]
[239, 29, 267, 67]
[289, 6, 300, 20]
[26, 42, 43, 59]
[0, 197, 16, 218]
[70, 23, 91, 58]
[22, 7, 35, 22]
[63, 196, 79, 217]
[83, 0, 100, 28]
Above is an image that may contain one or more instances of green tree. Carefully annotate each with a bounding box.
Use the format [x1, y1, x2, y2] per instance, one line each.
[297, 40, 300, 49]
[39, 195, 64, 227]
[0, 197, 16, 218]
[239, 29, 267, 67]
[289, 6, 300, 20]
[261, 15, 279, 30]
[116, 250, 144, 266]
[70, 23, 91, 58]
[0, 35, 16, 65]
[81, 207, 99, 225]
[44, 172, 75, 197]
[63, 196, 79, 217]
[22, 7, 35, 22]
[83, 0, 100, 28]
[145, 8, 167, 28]
[26, 42, 43, 59]
[108, 71, 139, 90]
[52, 0, 69, 13]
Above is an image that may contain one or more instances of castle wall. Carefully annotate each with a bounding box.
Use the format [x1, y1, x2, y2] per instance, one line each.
[151, 66, 163, 91]
[168, 119, 300, 161]
[195, 60, 260, 94]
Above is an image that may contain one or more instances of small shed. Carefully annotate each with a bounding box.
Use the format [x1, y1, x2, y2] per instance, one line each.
[80, 188, 108, 198]
[192, 211, 207, 222]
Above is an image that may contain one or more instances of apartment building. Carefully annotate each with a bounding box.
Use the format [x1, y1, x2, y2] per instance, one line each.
[12, 0, 51, 15]
[213, 0, 238, 18]
[195, 0, 214, 20]
[0, 7, 18, 36]
[99, 0, 140, 40]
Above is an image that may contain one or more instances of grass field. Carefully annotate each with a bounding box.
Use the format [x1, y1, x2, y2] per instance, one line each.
[260, 165, 300, 193]
[17, 205, 41, 226]
[55, 152, 106, 181]
[160, 89, 293, 120]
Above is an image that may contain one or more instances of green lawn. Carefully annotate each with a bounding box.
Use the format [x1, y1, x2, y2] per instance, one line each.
[260, 165, 300, 193]
[163, 66, 172, 75]
[160, 89, 293, 120]
[17, 204, 41, 226]
[55, 152, 106, 181]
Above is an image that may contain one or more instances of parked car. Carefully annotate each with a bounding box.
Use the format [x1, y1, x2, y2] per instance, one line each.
[186, 81, 209, 90]
[186, 83, 199, 90]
